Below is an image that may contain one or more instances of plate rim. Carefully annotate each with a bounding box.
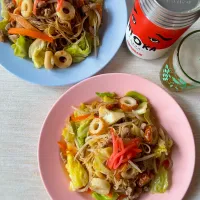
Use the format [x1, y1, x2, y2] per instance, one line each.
[38, 73, 196, 200]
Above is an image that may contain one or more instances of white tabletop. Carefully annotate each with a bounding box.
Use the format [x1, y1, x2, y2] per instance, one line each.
[0, 1, 200, 200]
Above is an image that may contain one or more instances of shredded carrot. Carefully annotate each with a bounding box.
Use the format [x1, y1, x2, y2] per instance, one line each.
[57, 141, 67, 154]
[56, 0, 64, 11]
[58, 141, 78, 156]
[9, 13, 38, 31]
[8, 28, 54, 43]
[71, 114, 91, 122]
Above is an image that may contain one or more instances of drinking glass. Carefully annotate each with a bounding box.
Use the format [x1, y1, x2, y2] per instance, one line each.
[160, 30, 200, 92]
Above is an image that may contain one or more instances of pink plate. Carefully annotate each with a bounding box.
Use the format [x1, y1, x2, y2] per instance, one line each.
[38, 73, 195, 200]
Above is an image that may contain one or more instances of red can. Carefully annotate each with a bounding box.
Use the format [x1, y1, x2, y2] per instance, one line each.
[126, 0, 200, 60]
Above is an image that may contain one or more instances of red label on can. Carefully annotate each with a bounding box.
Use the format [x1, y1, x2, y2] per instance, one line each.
[126, 0, 189, 59]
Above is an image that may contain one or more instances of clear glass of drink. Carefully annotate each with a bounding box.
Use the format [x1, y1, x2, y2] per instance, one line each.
[160, 30, 200, 92]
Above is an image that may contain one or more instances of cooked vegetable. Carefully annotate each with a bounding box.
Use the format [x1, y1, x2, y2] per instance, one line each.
[8, 34, 19, 43]
[154, 138, 170, 158]
[90, 178, 111, 195]
[28, 38, 46, 68]
[135, 102, 148, 115]
[59, 91, 173, 200]
[126, 91, 148, 103]
[57, 141, 67, 155]
[71, 114, 91, 122]
[77, 118, 92, 148]
[93, 154, 111, 176]
[0, 19, 8, 42]
[144, 109, 153, 125]
[96, 92, 116, 98]
[96, 92, 116, 103]
[8, 28, 53, 42]
[62, 123, 76, 144]
[64, 33, 92, 63]
[11, 35, 31, 58]
[9, 13, 37, 31]
[0, 19, 9, 31]
[92, 192, 119, 200]
[0, 0, 9, 20]
[66, 153, 89, 190]
[99, 106, 125, 125]
[150, 167, 168, 193]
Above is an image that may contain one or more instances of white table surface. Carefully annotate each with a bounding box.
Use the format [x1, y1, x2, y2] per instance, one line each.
[0, 1, 200, 200]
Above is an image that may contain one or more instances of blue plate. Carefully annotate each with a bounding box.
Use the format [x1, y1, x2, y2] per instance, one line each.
[0, 1, 127, 86]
